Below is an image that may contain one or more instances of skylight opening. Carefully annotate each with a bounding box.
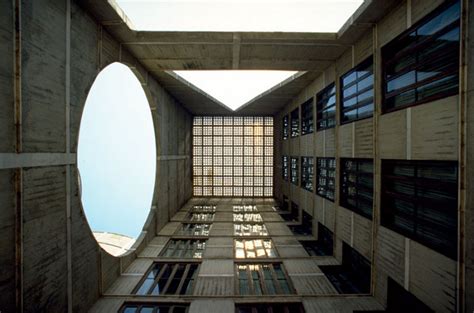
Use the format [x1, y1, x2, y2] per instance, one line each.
[116, 0, 364, 33]
[174, 70, 298, 110]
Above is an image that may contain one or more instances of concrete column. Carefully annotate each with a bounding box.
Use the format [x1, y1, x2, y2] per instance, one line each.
[461, 0, 471, 311]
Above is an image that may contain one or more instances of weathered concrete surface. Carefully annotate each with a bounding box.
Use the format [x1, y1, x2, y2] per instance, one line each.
[0, 0, 14, 153]
[274, 1, 464, 311]
[0, 0, 471, 312]
[0, 6, 15, 313]
[22, 166, 68, 312]
[0, 170, 15, 312]
[465, 0, 474, 311]
[0, 0, 194, 312]
[22, 1, 67, 153]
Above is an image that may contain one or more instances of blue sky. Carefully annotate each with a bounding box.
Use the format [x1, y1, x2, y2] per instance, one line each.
[77, 65, 297, 240]
[78, 63, 156, 238]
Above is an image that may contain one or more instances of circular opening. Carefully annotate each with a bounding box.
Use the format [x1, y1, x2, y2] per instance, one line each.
[78, 62, 156, 256]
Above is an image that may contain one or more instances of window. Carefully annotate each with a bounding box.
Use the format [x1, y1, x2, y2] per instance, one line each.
[282, 115, 289, 140]
[175, 223, 212, 236]
[340, 57, 374, 123]
[383, 278, 434, 313]
[135, 263, 199, 295]
[382, 1, 460, 113]
[381, 160, 458, 259]
[320, 243, 371, 294]
[192, 116, 273, 197]
[233, 205, 258, 212]
[317, 158, 336, 201]
[188, 212, 215, 222]
[301, 156, 314, 192]
[160, 239, 207, 258]
[120, 303, 189, 313]
[233, 213, 263, 223]
[340, 158, 374, 219]
[316, 83, 336, 131]
[234, 224, 269, 236]
[288, 210, 313, 236]
[280, 201, 298, 222]
[290, 157, 299, 185]
[282, 156, 289, 181]
[192, 204, 216, 213]
[300, 223, 334, 256]
[236, 303, 306, 313]
[236, 263, 294, 295]
[235, 239, 277, 258]
[290, 108, 299, 138]
[301, 98, 314, 135]
[282, 195, 290, 211]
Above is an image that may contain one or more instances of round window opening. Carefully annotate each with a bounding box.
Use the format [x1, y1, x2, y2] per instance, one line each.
[78, 62, 156, 256]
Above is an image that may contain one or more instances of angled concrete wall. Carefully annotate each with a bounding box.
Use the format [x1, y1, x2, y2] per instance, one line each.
[0, 0, 193, 312]
[274, 0, 469, 311]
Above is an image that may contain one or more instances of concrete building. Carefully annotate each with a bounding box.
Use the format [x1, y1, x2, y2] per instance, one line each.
[0, 0, 473, 312]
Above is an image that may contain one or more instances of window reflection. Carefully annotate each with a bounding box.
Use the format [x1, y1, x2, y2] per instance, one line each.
[160, 239, 207, 259]
[234, 239, 277, 259]
[236, 263, 294, 295]
[135, 263, 198, 296]
[176, 223, 212, 236]
[317, 158, 336, 201]
[382, 1, 460, 112]
[234, 223, 268, 236]
[233, 213, 263, 222]
[340, 58, 374, 123]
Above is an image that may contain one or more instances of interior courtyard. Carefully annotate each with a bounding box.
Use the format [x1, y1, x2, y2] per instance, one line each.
[0, 0, 473, 312]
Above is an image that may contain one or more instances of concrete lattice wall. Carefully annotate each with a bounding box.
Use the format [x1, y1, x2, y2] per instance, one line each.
[0, 1, 192, 312]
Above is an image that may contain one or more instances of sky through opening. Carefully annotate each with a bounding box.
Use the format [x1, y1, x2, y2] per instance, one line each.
[116, 0, 364, 32]
[174, 70, 298, 110]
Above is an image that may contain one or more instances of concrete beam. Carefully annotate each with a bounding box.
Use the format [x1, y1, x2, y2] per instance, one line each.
[157, 155, 190, 161]
[232, 33, 241, 69]
[0, 153, 76, 169]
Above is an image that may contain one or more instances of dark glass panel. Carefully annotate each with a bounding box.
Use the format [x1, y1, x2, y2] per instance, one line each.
[382, 1, 460, 112]
[385, 89, 416, 110]
[417, 2, 460, 37]
[387, 71, 416, 93]
[316, 83, 337, 131]
[381, 160, 458, 259]
[416, 74, 458, 101]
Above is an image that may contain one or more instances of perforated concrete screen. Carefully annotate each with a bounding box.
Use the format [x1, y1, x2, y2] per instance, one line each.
[193, 116, 274, 197]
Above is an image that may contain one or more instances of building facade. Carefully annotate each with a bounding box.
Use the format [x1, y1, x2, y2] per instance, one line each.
[0, 0, 473, 312]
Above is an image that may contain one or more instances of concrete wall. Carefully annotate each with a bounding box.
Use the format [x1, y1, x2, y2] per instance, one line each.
[464, 0, 473, 311]
[0, 0, 192, 312]
[89, 198, 384, 313]
[274, 0, 467, 311]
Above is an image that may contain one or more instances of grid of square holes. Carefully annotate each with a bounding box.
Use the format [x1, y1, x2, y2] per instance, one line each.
[193, 116, 274, 197]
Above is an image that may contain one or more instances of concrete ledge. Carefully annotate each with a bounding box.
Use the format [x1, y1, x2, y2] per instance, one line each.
[0, 153, 76, 169]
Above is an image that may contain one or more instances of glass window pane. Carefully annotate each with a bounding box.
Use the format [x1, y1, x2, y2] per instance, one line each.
[382, 2, 460, 112]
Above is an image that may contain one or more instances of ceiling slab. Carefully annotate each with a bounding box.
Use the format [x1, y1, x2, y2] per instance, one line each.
[77, 0, 399, 115]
